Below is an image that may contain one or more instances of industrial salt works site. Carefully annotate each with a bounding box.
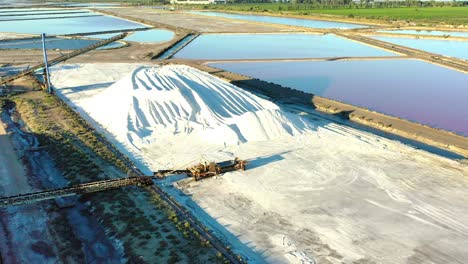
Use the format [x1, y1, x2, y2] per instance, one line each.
[0, 1, 467, 264]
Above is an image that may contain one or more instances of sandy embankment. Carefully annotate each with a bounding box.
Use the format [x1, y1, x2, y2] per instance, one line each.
[0, 109, 58, 263]
[51, 63, 468, 264]
[0, 119, 29, 195]
[0, 99, 125, 263]
[0, 32, 36, 41]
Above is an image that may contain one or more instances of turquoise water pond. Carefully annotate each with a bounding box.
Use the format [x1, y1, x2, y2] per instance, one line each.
[0, 28, 173, 51]
[0, 8, 77, 12]
[190, 11, 368, 29]
[0, 12, 146, 35]
[209, 59, 468, 136]
[0, 37, 124, 50]
[0, 9, 89, 15]
[0, 12, 99, 21]
[373, 36, 468, 60]
[378, 30, 468, 38]
[174, 33, 396, 59]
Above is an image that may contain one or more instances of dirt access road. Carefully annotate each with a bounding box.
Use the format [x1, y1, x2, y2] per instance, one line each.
[0, 120, 28, 196]
[0, 112, 60, 263]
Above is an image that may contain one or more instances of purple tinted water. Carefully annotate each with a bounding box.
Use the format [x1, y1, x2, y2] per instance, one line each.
[209, 59, 468, 136]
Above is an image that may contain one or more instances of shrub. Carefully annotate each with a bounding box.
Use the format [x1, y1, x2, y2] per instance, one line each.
[30, 241, 55, 258]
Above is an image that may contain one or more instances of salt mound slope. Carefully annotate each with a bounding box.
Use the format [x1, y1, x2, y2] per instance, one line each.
[80, 65, 314, 150]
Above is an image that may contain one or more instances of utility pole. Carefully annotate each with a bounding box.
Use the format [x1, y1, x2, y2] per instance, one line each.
[41, 33, 52, 94]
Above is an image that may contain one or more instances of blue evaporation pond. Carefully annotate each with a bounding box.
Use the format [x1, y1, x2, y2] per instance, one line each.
[0, 11, 91, 16]
[190, 11, 367, 29]
[373, 36, 468, 60]
[0, 9, 88, 15]
[378, 30, 468, 38]
[0, 37, 124, 50]
[174, 34, 396, 60]
[0, 15, 146, 35]
[209, 59, 468, 136]
[0, 8, 73, 13]
[0, 12, 98, 21]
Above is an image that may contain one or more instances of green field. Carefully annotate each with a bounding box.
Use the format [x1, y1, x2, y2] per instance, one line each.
[196, 5, 468, 25]
[46, 0, 468, 25]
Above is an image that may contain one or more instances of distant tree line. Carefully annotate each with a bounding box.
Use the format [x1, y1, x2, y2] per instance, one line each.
[64, 0, 466, 7]
[220, 0, 467, 7]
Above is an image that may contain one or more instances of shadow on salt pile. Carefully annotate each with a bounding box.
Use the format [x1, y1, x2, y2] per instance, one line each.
[60, 82, 115, 95]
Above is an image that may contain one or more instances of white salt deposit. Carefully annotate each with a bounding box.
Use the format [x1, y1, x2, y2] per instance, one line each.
[52, 63, 468, 264]
[78, 65, 315, 170]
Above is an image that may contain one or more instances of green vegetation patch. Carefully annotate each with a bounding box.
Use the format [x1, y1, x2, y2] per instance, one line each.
[195, 4, 468, 25]
[308, 7, 468, 24]
[85, 187, 221, 263]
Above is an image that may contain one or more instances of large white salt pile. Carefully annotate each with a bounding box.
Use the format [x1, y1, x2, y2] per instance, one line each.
[54, 63, 468, 264]
[79, 65, 314, 169]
